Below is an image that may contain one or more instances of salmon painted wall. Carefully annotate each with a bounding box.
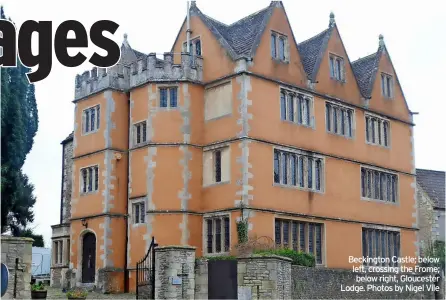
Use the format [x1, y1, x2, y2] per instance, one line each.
[314, 27, 363, 107]
[248, 211, 416, 269]
[171, 15, 236, 82]
[202, 142, 241, 211]
[71, 151, 128, 218]
[130, 83, 204, 145]
[249, 141, 415, 228]
[203, 78, 241, 144]
[74, 91, 129, 157]
[368, 51, 411, 123]
[70, 218, 126, 285]
[248, 76, 413, 173]
[249, 6, 307, 87]
[71, 152, 105, 218]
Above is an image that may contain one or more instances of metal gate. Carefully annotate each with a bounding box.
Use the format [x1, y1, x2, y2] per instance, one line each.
[136, 237, 158, 299]
[208, 260, 238, 299]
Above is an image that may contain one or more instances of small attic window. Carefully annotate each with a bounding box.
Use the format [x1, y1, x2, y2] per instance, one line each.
[329, 53, 345, 82]
[271, 31, 288, 62]
[183, 37, 202, 56]
[381, 73, 393, 99]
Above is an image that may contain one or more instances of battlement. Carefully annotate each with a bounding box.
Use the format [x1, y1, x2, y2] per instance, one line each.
[129, 52, 203, 88]
[74, 63, 130, 100]
[74, 53, 203, 100]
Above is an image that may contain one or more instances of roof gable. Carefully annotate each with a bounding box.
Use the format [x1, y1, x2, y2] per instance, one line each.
[352, 35, 411, 115]
[172, 1, 277, 60]
[416, 168, 445, 209]
[297, 28, 332, 82]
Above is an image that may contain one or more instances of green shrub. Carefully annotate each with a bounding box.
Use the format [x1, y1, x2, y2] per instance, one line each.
[205, 255, 237, 261]
[254, 248, 316, 267]
[31, 282, 46, 291]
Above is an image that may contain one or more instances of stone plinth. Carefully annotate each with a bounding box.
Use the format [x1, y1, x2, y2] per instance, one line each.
[1, 235, 34, 299]
[237, 254, 292, 299]
[155, 246, 195, 299]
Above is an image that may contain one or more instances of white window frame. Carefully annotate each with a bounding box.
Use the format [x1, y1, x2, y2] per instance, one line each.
[325, 101, 355, 138]
[182, 35, 202, 56]
[203, 213, 231, 256]
[274, 218, 325, 265]
[82, 105, 100, 135]
[280, 87, 315, 129]
[381, 72, 394, 99]
[80, 165, 99, 195]
[273, 146, 325, 193]
[329, 53, 345, 82]
[360, 165, 399, 204]
[271, 30, 289, 62]
[158, 86, 179, 109]
[132, 200, 146, 225]
[364, 113, 391, 148]
[133, 120, 148, 146]
[203, 145, 231, 187]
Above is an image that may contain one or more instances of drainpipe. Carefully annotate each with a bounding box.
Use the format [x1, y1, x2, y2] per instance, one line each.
[186, 1, 191, 53]
[60, 141, 66, 224]
[124, 92, 130, 292]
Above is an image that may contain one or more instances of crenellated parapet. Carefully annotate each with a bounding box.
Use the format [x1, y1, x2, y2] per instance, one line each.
[129, 52, 203, 88]
[74, 63, 130, 100]
[74, 52, 203, 100]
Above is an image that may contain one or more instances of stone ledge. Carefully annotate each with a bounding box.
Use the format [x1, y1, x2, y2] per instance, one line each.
[51, 223, 70, 229]
[156, 245, 196, 252]
[237, 254, 293, 262]
[1, 235, 34, 244]
[51, 265, 69, 269]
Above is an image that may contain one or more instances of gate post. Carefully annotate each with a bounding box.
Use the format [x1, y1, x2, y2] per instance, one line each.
[155, 246, 195, 299]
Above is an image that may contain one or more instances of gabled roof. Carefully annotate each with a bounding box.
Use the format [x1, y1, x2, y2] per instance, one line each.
[177, 1, 278, 60]
[351, 48, 382, 99]
[417, 168, 446, 209]
[61, 131, 74, 145]
[296, 27, 332, 82]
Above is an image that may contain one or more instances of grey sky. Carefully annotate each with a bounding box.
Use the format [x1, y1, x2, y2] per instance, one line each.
[2, 0, 445, 247]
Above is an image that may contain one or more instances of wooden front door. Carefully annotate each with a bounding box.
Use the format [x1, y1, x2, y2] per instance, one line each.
[82, 232, 96, 283]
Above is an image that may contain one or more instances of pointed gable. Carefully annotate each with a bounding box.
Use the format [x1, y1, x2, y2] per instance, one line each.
[351, 52, 381, 99]
[297, 28, 332, 82]
[352, 35, 411, 121]
[180, 1, 275, 60]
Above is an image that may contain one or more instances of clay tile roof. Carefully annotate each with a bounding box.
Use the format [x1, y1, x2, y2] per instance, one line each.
[416, 168, 446, 209]
[61, 131, 74, 145]
[351, 49, 382, 99]
[190, 2, 275, 59]
[296, 28, 332, 82]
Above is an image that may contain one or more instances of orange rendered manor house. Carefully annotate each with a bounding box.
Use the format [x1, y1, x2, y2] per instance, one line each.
[50, 1, 418, 292]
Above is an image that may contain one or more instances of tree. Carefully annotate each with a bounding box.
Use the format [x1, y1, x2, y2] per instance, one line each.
[1, 7, 39, 235]
[17, 228, 45, 247]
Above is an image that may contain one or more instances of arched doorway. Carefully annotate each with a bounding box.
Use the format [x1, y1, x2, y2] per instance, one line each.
[81, 232, 96, 283]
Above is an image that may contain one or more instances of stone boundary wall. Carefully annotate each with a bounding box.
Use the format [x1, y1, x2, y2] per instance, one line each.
[292, 265, 443, 299]
[237, 255, 292, 299]
[1, 235, 34, 299]
[155, 246, 195, 299]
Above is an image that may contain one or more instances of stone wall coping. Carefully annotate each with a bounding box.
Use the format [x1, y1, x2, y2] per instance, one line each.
[156, 245, 196, 252]
[1, 235, 34, 244]
[237, 254, 293, 262]
[51, 223, 70, 229]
